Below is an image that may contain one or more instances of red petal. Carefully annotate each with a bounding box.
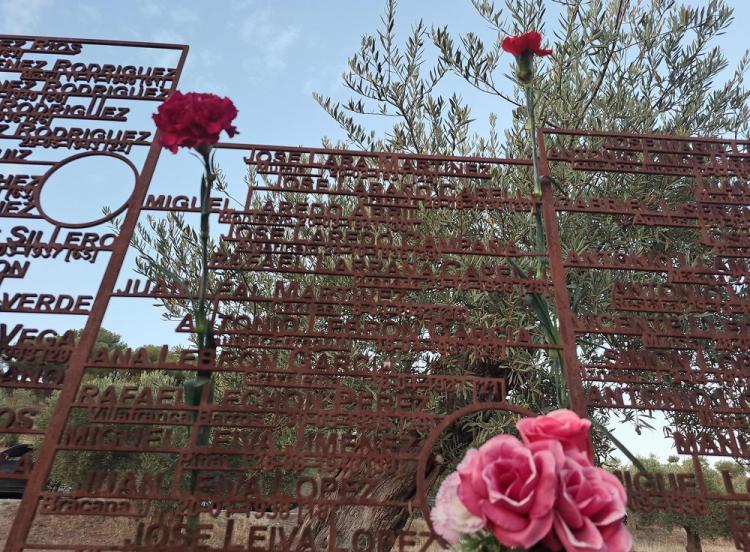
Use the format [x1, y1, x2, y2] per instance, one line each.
[151, 91, 239, 151]
[502, 31, 552, 58]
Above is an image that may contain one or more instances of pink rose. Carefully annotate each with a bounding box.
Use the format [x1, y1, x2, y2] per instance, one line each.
[543, 451, 632, 552]
[517, 409, 594, 461]
[431, 472, 485, 544]
[457, 435, 563, 549]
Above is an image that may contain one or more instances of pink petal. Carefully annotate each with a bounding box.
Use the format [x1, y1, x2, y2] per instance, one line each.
[554, 514, 604, 552]
[600, 522, 633, 552]
[529, 449, 560, 517]
[491, 513, 554, 549]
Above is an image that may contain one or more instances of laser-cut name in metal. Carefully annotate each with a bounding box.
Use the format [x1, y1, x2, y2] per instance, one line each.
[3, 33, 750, 552]
[539, 127, 750, 549]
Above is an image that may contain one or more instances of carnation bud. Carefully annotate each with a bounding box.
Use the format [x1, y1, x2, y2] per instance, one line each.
[515, 52, 534, 83]
[501, 31, 552, 83]
[195, 143, 212, 158]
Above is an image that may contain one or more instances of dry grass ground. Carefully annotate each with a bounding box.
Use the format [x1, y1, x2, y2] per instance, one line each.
[630, 527, 736, 552]
[0, 500, 738, 551]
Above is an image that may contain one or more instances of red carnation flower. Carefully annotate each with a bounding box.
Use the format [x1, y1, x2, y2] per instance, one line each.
[153, 91, 238, 153]
[501, 31, 552, 58]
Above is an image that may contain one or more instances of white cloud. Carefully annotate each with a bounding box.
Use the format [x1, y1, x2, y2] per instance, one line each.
[137, 3, 196, 27]
[238, 8, 300, 70]
[138, 2, 163, 18]
[151, 29, 188, 45]
[229, 0, 254, 11]
[196, 49, 220, 67]
[0, 0, 54, 32]
[171, 7, 199, 24]
[79, 3, 103, 25]
[301, 62, 347, 97]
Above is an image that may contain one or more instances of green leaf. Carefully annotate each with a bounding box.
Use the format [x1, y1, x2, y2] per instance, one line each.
[591, 419, 647, 472]
[507, 258, 558, 345]
[506, 256, 528, 278]
[183, 378, 210, 406]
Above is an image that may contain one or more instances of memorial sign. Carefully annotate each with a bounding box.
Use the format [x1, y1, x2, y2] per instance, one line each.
[0, 34, 749, 551]
[0, 34, 190, 550]
[538, 128, 750, 550]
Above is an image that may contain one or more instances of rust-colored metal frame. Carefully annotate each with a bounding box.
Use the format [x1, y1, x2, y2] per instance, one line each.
[537, 126, 750, 550]
[2, 32, 750, 551]
[0, 35, 189, 552]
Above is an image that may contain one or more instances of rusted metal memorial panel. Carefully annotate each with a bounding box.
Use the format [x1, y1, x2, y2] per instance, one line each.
[537, 128, 750, 550]
[1, 32, 749, 552]
[31, 142, 549, 550]
[0, 35, 188, 551]
[214, 146, 548, 548]
[1, 34, 559, 546]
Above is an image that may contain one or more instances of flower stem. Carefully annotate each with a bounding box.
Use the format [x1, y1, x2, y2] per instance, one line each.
[526, 86, 541, 198]
[197, 148, 213, 352]
[186, 147, 215, 531]
[523, 80, 565, 410]
[524, 84, 547, 278]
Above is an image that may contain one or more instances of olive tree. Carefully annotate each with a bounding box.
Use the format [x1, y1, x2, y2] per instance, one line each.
[131, 0, 750, 545]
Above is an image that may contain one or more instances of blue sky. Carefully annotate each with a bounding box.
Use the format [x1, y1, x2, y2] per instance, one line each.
[1, 0, 502, 146]
[2, 0, 749, 462]
[4, 0, 748, 147]
[1, 0, 542, 350]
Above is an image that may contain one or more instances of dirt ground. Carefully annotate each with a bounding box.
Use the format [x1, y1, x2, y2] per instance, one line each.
[0, 499, 738, 551]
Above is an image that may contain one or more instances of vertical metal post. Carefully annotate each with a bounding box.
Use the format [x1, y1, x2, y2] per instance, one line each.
[536, 128, 587, 416]
[2, 44, 189, 552]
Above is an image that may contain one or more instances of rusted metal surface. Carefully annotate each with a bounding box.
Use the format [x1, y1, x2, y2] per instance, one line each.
[2, 107, 550, 548]
[0, 35, 188, 552]
[1, 33, 749, 552]
[538, 127, 750, 551]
